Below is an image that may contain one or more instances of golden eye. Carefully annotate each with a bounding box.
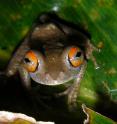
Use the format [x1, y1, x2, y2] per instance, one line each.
[23, 50, 38, 72]
[68, 47, 84, 67]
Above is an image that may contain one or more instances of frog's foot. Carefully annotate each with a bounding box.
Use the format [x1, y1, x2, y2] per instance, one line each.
[90, 54, 100, 69]
[86, 40, 100, 69]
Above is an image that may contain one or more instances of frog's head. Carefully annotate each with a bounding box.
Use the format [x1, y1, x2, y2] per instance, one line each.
[20, 14, 90, 88]
[5, 13, 98, 109]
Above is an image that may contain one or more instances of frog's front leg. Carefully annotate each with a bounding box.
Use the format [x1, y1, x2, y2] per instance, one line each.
[18, 66, 31, 90]
[18, 66, 51, 109]
[55, 62, 87, 111]
[67, 62, 87, 110]
[5, 38, 30, 77]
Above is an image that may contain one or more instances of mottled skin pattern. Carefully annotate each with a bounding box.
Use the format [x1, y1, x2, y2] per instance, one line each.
[4, 13, 98, 110]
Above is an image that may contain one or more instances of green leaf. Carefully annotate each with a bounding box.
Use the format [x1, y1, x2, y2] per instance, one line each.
[76, 0, 117, 105]
[0, 0, 117, 121]
[82, 104, 117, 124]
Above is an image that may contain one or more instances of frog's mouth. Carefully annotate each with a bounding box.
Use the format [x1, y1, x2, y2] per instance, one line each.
[30, 74, 76, 95]
[30, 71, 77, 86]
[30, 72, 78, 95]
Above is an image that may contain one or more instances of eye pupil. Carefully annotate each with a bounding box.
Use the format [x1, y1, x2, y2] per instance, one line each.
[24, 58, 31, 63]
[76, 52, 81, 57]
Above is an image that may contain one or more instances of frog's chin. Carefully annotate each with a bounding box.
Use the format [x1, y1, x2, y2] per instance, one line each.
[41, 77, 75, 86]
[30, 72, 78, 86]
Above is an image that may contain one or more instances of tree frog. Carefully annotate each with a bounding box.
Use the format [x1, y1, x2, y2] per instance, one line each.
[3, 13, 98, 110]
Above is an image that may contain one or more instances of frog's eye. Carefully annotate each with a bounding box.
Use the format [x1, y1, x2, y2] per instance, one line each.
[23, 51, 38, 72]
[68, 47, 84, 67]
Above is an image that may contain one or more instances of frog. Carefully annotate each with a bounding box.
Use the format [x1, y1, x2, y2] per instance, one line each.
[2, 12, 99, 110]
